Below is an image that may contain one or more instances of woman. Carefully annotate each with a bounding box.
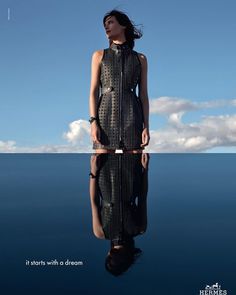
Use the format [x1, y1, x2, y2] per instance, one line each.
[89, 153, 149, 275]
[89, 10, 150, 153]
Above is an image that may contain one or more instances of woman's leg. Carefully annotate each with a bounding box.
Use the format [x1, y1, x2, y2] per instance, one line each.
[95, 149, 115, 154]
[124, 149, 143, 154]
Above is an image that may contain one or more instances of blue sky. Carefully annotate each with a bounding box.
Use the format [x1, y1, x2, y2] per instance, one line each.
[0, 0, 236, 152]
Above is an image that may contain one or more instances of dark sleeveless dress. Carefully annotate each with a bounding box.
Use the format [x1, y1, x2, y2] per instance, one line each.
[96, 154, 147, 243]
[93, 41, 144, 150]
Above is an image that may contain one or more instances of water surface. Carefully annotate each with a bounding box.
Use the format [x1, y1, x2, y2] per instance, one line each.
[0, 154, 235, 295]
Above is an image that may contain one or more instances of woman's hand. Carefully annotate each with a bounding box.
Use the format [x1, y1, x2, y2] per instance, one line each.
[141, 153, 150, 169]
[91, 122, 101, 145]
[140, 127, 150, 148]
[90, 153, 101, 175]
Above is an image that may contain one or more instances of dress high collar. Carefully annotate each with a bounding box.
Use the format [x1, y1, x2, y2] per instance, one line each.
[110, 41, 131, 52]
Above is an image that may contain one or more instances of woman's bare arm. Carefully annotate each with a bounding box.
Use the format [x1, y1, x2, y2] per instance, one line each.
[89, 155, 104, 239]
[89, 50, 103, 144]
[89, 50, 103, 117]
[138, 53, 150, 147]
[90, 179, 105, 239]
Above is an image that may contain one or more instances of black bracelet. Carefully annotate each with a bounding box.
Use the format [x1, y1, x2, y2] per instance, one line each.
[89, 172, 97, 179]
[89, 117, 97, 124]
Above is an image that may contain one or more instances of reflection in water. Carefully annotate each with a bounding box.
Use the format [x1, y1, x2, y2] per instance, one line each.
[89, 153, 149, 276]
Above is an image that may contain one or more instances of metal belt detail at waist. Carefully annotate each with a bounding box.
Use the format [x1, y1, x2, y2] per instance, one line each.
[101, 86, 136, 95]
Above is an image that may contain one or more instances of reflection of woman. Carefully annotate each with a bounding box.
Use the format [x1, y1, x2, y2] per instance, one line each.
[89, 10, 150, 153]
[89, 153, 149, 275]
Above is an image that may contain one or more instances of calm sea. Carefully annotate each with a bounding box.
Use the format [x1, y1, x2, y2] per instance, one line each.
[0, 154, 235, 295]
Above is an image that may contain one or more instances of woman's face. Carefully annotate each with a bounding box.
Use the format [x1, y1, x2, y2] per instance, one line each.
[104, 16, 126, 40]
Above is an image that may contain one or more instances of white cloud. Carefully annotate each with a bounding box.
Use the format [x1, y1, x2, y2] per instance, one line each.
[0, 140, 17, 152]
[143, 97, 236, 152]
[0, 119, 92, 153]
[62, 119, 90, 145]
[145, 113, 236, 153]
[150, 96, 197, 114]
[0, 141, 93, 153]
[1, 97, 236, 153]
[150, 97, 236, 115]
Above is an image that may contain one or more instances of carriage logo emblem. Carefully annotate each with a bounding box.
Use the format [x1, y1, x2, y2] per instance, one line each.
[199, 282, 227, 295]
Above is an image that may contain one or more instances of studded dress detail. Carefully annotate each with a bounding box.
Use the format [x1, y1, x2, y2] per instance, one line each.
[93, 41, 144, 150]
[96, 154, 147, 243]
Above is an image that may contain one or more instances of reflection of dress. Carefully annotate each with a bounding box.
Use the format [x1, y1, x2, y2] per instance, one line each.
[97, 154, 147, 244]
[93, 41, 144, 150]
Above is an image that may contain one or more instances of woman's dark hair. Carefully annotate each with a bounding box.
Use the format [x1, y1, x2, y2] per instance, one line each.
[103, 9, 143, 50]
[105, 239, 142, 276]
